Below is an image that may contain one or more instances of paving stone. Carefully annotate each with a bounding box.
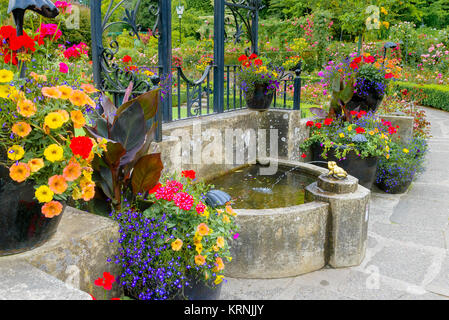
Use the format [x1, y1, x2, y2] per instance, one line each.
[369, 221, 446, 249]
[406, 183, 449, 202]
[390, 198, 449, 231]
[398, 292, 449, 300]
[366, 244, 436, 285]
[425, 254, 449, 297]
[221, 277, 295, 300]
[0, 261, 91, 300]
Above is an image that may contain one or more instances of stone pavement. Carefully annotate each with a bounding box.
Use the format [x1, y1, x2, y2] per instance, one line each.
[221, 107, 449, 300]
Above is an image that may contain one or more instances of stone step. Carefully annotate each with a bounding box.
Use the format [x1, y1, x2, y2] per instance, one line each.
[0, 260, 91, 300]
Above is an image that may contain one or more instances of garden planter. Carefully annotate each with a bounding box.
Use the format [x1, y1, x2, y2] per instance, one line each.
[311, 144, 378, 189]
[125, 275, 222, 300]
[375, 178, 413, 194]
[245, 83, 274, 112]
[0, 166, 65, 256]
[345, 81, 384, 114]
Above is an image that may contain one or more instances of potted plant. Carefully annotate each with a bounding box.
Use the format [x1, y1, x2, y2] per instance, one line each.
[0, 73, 102, 255]
[237, 53, 280, 112]
[375, 136, 427, 193]
[109, 171, 239, 300]
[318, 53, 401, 119]
[300, 111, 399, 189]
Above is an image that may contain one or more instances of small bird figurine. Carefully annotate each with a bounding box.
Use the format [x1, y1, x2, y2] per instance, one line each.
[327, 161, 348, 180]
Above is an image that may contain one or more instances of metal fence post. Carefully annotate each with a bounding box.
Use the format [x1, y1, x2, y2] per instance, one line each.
[159, 0, 172, 123]
[214, 0, 225, 113]
[251, 0, 260, 55]
[90, 0, 103, 89]
[293, 62, 302, 111]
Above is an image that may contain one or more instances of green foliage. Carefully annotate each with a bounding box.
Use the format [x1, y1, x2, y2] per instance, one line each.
[395, 81, 449, 111]
[186, 0, 213, 14]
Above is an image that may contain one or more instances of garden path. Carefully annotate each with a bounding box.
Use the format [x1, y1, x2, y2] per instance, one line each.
[221, 106, 449, 300]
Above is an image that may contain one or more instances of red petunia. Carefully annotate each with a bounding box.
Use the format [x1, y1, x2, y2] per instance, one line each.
[306, 121, 314, 127]
[349, 62, 359, 70]
[388, 126, 397, 135]
[182, 170, 196, 180]
[70, 136, 94, 160]
[149, 183, 162, 194]
[315, 122, 322, 129]
[122, 55, 132, 63]
[353, 56, 362, 64]
[254, 59, 263, 66]
[350, 110, 358, 116]
[357, 111, 367, 119]
[363, 56, 375, 63]
[324, 118, 333, 126]
[94, 272, 116, 291]
[385, 73, 394, 79]
[355, 127, 366, 134]
[238, 54, 248, 62]
[301, 153, 307, 159]
[248, 53, 258, 60]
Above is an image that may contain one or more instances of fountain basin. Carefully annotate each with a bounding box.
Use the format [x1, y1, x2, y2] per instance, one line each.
[207, 158, 370, 279]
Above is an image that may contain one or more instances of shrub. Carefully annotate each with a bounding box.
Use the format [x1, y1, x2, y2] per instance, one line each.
[394, 82, 449, 112]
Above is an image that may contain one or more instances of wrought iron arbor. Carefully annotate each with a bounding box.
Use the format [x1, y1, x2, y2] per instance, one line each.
[90, 0, 302, 140]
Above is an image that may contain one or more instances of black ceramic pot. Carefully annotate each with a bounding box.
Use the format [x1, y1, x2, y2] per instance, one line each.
[125, 274, 223, 300]
[0, 165, 64, 256]
[311, 143, 378, 190]
[345, 80, 384, 114]
[245, 83, 274, 112]
[375, 178, 413, 194]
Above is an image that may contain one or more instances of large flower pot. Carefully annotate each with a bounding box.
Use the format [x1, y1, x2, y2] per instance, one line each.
[345, 80, 385, 114]
[311, 144, 378, 190]
[0, 165, 64, 256]
[375, 178, 413, 194]
[245, 83, 274, 112]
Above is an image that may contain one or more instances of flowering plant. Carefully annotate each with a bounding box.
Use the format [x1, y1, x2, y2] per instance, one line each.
[376, 137, 427, 193]
[282, 55, 303, 71]
[300, 111, 398, 160]
[109, 170, 239, 300]
[237, 53, 280, 98]
[0, 72, 103, 218]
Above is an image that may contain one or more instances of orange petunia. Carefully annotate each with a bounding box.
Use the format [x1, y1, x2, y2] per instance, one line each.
[81, 184, 95, 201]
[57, 85, 73, 100]
[42, 87, 62, 99]
[41, 201, 63, 218]
[12, 121, 32, 138]
[57, 110, 70, 123]
[69, 90, 88, 107]
[212, 257, 225, 272]
[194, 255, 206, 266]
[171, 238, 183, 251]
[70, 110, 86, 128]
[196, 223, 210, 236]
[63, 161, 82, 182]
[48, 175, 68, 194]
[28, 158, 44, 173]
[17, 99, 36, 117]
[80, 83, 98, 94]
[9, 162, 31, 183]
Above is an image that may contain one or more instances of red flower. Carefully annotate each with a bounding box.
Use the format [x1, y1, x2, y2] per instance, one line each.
[401, 89, 408, 96]
[355, 127, 366, 134]
[122, 55, 132, 63]
[70, 136, 94, 160]
[173, 192, 194, 211]
[242, 60, 251, 68]
[315, 122, 322, 129]
[357, 111, 367, 119]
[324, 118, 333, 126]
[182, 170, 196, 180]
[254, 59, 263, 66]
[155, 186, 176, 201]
[353, 56, 362, 64]
[385, 73, 394, 79]
[196, 202, 206, 214]
[388, 126, 397, 135]
[306, 121, 314, 127]
[301, 153, 307, 159]
[238, 54, 248, 62]
[363, 56, 375, 63]
[94, 272, 115, 291]
[248, 53, 258, 60]
[149, 183, 162, 194]
[166, 180, 183, 192]
[349, 62, 359, 70]
[350, 110, 358, 116]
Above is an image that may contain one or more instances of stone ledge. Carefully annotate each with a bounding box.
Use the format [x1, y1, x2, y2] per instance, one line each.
[0, 207, 121, 299]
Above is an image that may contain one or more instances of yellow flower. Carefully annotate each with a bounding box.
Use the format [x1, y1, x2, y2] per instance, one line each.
[7, 145, 25, 161]
[193, 234, 203, 245]
[347, 125, 352, 132]
[56, 85, 73, 100]
[222, 214, 231, 223]
[194, 255, 206, 266]
[212, 257, 224, 272]
[35, 185, 54, 203]
[72, 187, 82, 200]
[214, 275, 224, 285]
[44, 144, 64, 162]
[386, 154, 390, 159]
[0, 85, 11, 98]
[44, 112, 64, 130]
[197, 223, 210, 236]
[217, 236, 225, 248]
[81, 184, 95, 201]
[71, 110, 86, 129]
[42, 87, 62, 99]
[403, 148, 409, 154]
[369, 131, 375, 136]
[57, 110, 70, 123]
[385, 145, 390, 152]
[28, 158, 44, 173]
[0, 69, 14, 83]
[171, 238, 183, 251]
[9, 162, 30, 183]
[339, 133, 345, 138]
[195, 243, 203, 254]
[12, 122, 32, 138]
[69, 90, 88, 107]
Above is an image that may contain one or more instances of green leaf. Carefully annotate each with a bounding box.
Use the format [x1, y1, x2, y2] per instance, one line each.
[131, 153, 164, 195]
